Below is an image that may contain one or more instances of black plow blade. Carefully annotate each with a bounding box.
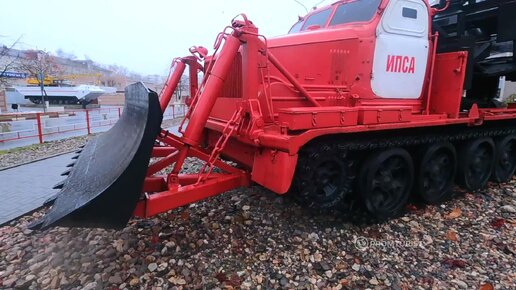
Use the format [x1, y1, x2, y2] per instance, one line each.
[30, 82, 163, 230]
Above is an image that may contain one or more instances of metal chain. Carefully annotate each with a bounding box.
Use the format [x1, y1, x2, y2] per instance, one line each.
[196, 107, 244, 183]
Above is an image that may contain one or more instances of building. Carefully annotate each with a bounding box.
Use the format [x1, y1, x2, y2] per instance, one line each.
[1, 45, 167, 108]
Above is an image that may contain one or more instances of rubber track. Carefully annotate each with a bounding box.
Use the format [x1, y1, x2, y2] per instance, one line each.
[303, 123, 516, 224]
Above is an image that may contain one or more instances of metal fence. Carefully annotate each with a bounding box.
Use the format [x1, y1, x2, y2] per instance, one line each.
[0, 104, 186, 150]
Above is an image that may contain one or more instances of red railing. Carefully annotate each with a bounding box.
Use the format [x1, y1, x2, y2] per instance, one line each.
[0, 104, 186, 147]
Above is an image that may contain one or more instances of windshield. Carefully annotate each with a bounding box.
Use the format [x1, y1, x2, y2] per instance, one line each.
[301, 8, 333, 31]
[289, 20, 304, 34]
[329, 0, 382, 26]
[288, 0, 382, 34]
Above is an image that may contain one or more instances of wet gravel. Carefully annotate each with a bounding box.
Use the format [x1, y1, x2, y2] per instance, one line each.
[0, 156, 514, 289]
[0, 137, 91, 170]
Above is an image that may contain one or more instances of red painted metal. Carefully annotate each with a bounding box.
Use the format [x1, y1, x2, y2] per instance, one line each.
[134, 1, 516, 219]
[425, 32, 439, 115]
[85, 110, 91, 135]
[184, 56, 201, 100]
[160, 59, 187, 112]
[267, 51, 321, 107]
[182, 31, 242, 147]
[429, 51, 468, 118]
[134, 173, 249, 217]
[36, 113, 43, 144]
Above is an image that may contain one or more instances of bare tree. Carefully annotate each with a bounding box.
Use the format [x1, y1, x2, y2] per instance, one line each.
[19, 50, 62, 85]
[18, 50, 62, 111]
[0, 37, 22, 89]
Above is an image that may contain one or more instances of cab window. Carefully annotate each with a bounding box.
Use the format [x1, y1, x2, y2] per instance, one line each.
[301, 8, 332, 31]
[329, 0, 382, 26]
[289, 20, 304, 34]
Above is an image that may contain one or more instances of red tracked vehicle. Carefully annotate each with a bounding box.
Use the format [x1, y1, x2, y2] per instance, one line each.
[32, 0, 516, 229]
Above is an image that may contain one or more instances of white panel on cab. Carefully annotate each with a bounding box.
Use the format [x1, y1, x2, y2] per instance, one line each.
[371, 0, 430, 99]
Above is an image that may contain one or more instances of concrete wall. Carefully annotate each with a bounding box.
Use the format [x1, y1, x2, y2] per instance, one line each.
[98, 93, 125, 106]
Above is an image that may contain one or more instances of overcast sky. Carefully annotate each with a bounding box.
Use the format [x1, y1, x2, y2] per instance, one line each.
[0, 0, 328, 76]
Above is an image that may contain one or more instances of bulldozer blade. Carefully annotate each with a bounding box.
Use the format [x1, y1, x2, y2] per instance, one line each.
[30, 82, 163, 230]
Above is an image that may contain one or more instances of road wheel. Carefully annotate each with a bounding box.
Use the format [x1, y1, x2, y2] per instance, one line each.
[457, 138, 495, 191]
[492, 135, 516, 183]
[291, 142, 356, 211]
[416, 142, 457, 204]
[359, 148, 414, 220]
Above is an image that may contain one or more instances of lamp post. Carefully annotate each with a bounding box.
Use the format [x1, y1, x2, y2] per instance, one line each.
[39, 72, 46, 113]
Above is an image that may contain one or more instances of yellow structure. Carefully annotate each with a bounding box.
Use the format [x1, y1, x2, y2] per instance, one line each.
[26, 73, 102, 86]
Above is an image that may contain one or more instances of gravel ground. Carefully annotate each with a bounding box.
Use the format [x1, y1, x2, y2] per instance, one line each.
[0, 155, 514, 289]
[0, 137, 91, 170]
[0, 116, 514, 289]
[0, 118, 182, 170]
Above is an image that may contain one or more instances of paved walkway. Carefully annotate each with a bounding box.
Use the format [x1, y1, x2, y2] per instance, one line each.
[0, 124, 183, 225]
[0, 153, 73, 225]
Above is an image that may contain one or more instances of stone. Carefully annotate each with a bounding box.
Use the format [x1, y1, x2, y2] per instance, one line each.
[15, 279, 32, 289]
[157, 262, 169, 272]
[423, 235, 433, 245]
[168, 277, 187, 285]
[451, 279, 468, 289]
[83, 282, 98, 290]
[50, 276, 59, 289]
[352, 264, 360, 271]
[279, 276, 289, 287]
[60, 276, 69, 286]
[384, 279, 392, 287]
[148, 263, 158, 272]
[129, 278, 139, 286]
[109, 274, 123, 284]
[369, 277, 379, 285]
[501, 205, 516, 213]
[29, 262, 43, 272]
[3, 278, 16, 288]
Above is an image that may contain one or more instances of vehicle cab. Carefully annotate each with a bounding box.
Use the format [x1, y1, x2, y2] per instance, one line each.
[268, 0, 434, 107]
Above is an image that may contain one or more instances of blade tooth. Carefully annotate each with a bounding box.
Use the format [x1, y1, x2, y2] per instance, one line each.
[75, 150, 83, 154]
[79, 144, 85, 148]
[66, 162, 76, 168]
[53, 180, 65, 189]
[71, 155, 79, 160]
[43, 194, 58, 207]
[61, 169, 72, 176]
